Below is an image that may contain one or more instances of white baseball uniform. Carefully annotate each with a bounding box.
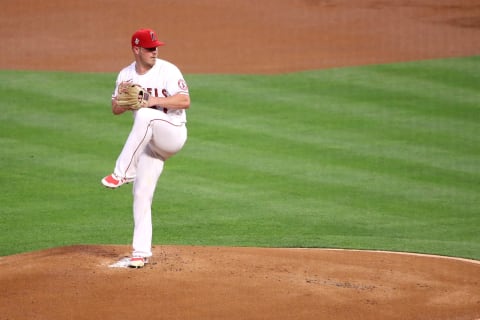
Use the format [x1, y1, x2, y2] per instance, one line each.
[111, 58, 189, 258]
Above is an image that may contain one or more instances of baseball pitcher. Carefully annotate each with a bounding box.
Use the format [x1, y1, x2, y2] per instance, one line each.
[103, 28, 190, 268]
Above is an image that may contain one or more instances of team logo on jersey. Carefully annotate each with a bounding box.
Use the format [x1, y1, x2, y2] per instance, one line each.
[178, 79, 188, 91]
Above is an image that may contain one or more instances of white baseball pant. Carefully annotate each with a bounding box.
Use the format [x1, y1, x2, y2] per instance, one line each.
[112, 107, 187, 257]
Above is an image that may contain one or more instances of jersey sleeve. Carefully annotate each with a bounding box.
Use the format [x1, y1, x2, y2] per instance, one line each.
[166, 65, 189, 96]
[112, 73, 122, 98]
[112, 63, 135, 98]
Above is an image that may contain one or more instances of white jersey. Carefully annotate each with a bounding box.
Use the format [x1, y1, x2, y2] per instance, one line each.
[113, 58, 189, 124]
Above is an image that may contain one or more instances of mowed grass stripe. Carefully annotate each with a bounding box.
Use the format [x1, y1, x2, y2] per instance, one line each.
[187, 57, 478, 204]
[180, 57, 479, 254]
[0, 56, 479, 258]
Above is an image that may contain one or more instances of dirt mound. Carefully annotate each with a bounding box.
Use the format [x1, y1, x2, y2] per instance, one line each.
[0, 245, 479, 320]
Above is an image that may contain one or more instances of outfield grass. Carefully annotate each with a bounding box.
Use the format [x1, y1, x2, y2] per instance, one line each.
[0, 56, 479, 259]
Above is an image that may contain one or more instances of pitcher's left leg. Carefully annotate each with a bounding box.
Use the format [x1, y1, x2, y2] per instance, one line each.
[102, 108, 170, 188]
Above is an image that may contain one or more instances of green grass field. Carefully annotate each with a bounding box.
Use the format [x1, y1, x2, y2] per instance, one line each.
[0, 56, 479, 259]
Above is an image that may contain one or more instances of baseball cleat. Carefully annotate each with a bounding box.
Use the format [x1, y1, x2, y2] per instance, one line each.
[108, 256, 149, 268]
[101, 173, 134, 188]
[128, 257, 149, 268]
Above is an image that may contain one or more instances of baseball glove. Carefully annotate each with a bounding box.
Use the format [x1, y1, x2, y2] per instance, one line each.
[116, 83, 150, 110]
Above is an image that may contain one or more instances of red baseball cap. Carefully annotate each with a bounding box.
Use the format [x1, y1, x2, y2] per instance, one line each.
[131, 28, 165, 48]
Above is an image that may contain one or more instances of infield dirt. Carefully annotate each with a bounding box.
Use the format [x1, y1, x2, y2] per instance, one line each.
[1, 1, 480, 319]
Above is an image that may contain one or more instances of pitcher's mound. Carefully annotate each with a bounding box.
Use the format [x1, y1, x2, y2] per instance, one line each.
[0, 245, 479, 319]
